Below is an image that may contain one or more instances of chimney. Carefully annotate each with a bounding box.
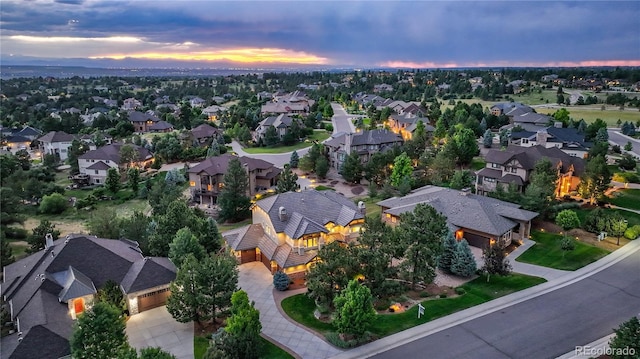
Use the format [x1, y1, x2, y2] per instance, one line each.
[460, 188, 471, 196]
[344, 133, 352, 155]
[554, 121, 563, 128]
[45, 233, 54, 250]
[357, 201, 366, 215]
[536, 129, 548, 146]
[278, 206, 288, 221]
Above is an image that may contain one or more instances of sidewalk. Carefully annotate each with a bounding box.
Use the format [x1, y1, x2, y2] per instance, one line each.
[329, 239, 640, 359]
[238, 262, 342, 359]
[508, 239, 571, 281]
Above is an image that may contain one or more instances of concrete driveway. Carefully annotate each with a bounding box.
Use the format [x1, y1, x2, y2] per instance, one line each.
[126, 306, 193, 359]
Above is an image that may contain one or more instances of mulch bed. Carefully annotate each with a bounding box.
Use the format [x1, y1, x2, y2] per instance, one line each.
[351, 186, 364, 195]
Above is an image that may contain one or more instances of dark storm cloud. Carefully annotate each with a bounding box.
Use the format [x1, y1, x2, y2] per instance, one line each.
[2, 0, 638, 66]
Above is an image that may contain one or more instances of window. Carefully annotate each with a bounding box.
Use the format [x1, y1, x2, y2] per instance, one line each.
[484, 177, 496, 183]
[304, 237, 318, 248]
[94, 170, 99, 174]
[95, 179, 100, 183]
[490, 163, 500, 168]
[510, 167, 517, 173]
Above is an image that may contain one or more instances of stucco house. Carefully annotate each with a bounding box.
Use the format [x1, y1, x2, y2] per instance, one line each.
[509, 125, 592, 158]
[476, 145, 585, 197]
[222, 190, 366, 278]
[38, 131, 75, 162]
[260, 90, 314, 115]
[324, 129, 403, 170]
[190, 123, 222, 146]
[128, 111, 162, 133]
[386, 113, 433, 140]
[0, 234, 176, 359]
[187, 153, 281, 205]
[377, 185, 538, 248]
[1, 126, 41, 154]
[202, 105, 227, 123]
[78, 143, 153, 184]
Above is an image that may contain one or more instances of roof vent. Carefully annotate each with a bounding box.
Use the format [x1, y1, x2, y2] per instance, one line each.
[278, 206, 288, 221]
[357, 201, 366, 215]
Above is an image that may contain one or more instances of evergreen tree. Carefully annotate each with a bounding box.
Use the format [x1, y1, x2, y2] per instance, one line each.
[96, 280, 126, 312]
[315, 156, 329, 179]
[223, 290, 262, 359]
[451, 239, 477, 277]
[341, 151, 363, 184]
[276, 164, 299, 193]
[198, 217, 222, 254]
[169, 227, 206, 268]
[273, 271, 291, 291]
[450, 170, 473, 190]
[70, 302, 130, 359]
[0, 231, 14, 267]
[482, 129, 493, 148]
[68, 139, 89, 175]
[307, 242, 358, 308]
[333, 280, 376, 339]
[105, 167, 120, 194]
[609, 317, 640, 358]
[595, 127, 609, 143]
[128, 167, 140, 193]
[167, 254, 205, 325]
[439, 230, 457, 273]
[289, 150, 299, 168]
[119, 211, 152, 253]
[218, 157, 251, 222]
[27, 219, 61, 253]
[396, 204, 447, 289]
[264, 126, 279, 146]
[578, 155, 612, 205]
[87, 208, 121, 239]
[199, 252, 239, 324]
[139, 348, 177, 359]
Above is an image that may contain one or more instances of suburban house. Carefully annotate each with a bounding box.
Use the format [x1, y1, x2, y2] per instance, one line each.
[188, 96, 206, 108]
[1, 126, 42, 154]
[510, 125, 592, 158]
[324, 129, 403, 170]
[222, 190, 366, 278]
[377, 185, 538, 248]
[261, 90, 314, 115]
[78, 143, 154, 184]
[187, 153, 281, 205]
[386, 113, 433, 140]
[0, 234, 176, 359]
[122, 97, 142, 110]
[148, 120, 174, 133]
[128, 111, 162, 133]
[491, 102, 552, 131]
[476, 145, 585, 197]
[38, 131, 75, 161]
[254, 114, 305, 142]
[202, 105, 227, 122]
[190, 123, 222, 146]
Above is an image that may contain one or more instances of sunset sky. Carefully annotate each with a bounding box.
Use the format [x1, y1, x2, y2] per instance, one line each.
[2, 0, 639, 68]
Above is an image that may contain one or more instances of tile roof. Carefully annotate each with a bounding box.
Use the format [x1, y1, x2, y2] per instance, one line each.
[377, 185, 538, 237]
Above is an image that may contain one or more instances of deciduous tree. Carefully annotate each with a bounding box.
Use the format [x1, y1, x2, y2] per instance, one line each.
[169, 227, 206, 268]
[105, 167, 120, 194]
[70, 302, 130, 359]
[27, 219, 61, 253]
[481, 244, 512, 282]
[390, 152, 412, 188]
[609, 316, 640, 357]
[223, 290, 262, 359]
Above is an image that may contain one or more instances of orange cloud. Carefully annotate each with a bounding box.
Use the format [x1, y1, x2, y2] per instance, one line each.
[90, 48, 329, 65]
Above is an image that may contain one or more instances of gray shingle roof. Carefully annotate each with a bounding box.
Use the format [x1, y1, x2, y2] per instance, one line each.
[57, 266, 97, 302]
[120, 257, 176, 294]
[149, 120, 174, 130]
[484, 145, 585, 175]
[79, 143, 153, 163]
[187, 153, 276, 176]
[6, 325, 70, 359]
[377, 186, 538, 237]
[87, 161, 111, 170]
[256, 190, 364, 239]
[128, 111, 160, 123]
[38, 131, 74, 143]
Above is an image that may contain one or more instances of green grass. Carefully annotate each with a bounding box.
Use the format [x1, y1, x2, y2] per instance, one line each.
[314, 185, 335, 191]
[8, 240, 29, 260]
[510, 90, 560, 105]
[353, 196, 382, 219]
[574, 207, 640, 227]
[469, 157, 486, 171]
[609, 189, 640, 211]
[194, 335, 293, 359]
[217, 218, 251, 233]
[243, 132, 331, 154]
[516, 231, 610, 271]
[281, 274, 545, 337]
[536, 107, 640, 126]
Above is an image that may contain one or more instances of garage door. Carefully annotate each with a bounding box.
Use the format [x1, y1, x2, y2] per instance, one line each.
[464, 233, 490, 249]
[240, 249, 256, 264]
[138, 288, 171, 312]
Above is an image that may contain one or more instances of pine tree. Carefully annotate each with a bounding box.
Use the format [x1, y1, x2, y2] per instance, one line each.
[198, 217, 222, 254]
[167, 255, 205, 325]
[483, 129, 493, 148]
[199, 252, 238, 324]
[451, 239, 477, 277]
[289, 150, 299, 168]
[264, 126, 279, 146]
[105, 167, 120, 194]
[315, 156, 329, 179]
[218, 157, 251, 222]
[223, 290, 262, 359]
[333, 279, 376, 338]
[128, 167, 140, 193]
[0, 231, 14, 267]
[439, 230, 457, 273]
[276, 164, 299, 193]
[341, 151, 363, 184]
[273, 271, 291, 291]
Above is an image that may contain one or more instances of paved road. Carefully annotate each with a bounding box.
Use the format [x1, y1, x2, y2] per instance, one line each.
[330, 102, 358, 135]
[369, 253, 640, 359]
[608, 130, 640, 158]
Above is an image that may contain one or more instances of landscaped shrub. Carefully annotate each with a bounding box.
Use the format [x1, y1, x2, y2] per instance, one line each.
[623, 224, 640, 240]
[583, 208, 611, 233]
[455, 287, 466, 295]
[439, 293, 448, 298]
[419, 291, 430, 298]
[4, 227, 28, 239]
[39, 193, 67, 214]
[273, 271, 291, 291]
[612, 172, 640, 183]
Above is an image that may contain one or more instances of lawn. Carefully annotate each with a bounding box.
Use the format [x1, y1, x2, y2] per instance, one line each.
[516, 231, 610, 271]
[536, 107, 640, 126]
[574, 207, 640, 227]
[281, 273, 545, 337]
[609, 189, 640, 211]
[353, 196, 382, 219]
[243, 131, 331, 154]
[469, 157, 486, 171]
[217, 218, 251, 233]
[194, 335, 292, 359]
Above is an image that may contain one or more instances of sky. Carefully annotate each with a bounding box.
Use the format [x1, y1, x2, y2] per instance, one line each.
[1, 0, 639, 69]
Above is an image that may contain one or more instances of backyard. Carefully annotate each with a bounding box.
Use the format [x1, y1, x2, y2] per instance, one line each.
[281, 273, 545, 339]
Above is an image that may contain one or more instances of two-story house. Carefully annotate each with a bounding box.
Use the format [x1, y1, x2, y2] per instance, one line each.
[128, 111, 162, 133]
[190, 123, 222, 146]
[377, 185, 538, 249]
[254, 114, 305, 143]
[38, 131, 75, 161]
[202, 105, 227, 123]
[222, 190, 366, 278]
[260, 91, 315, 115]
[475, 145, 584, 197]
[78, 143, 153, 184]
[510, 125, 593, 158]
[324, 129, 403, 170]
[386, 113, 433, 140]
[187, 154, 281, 206]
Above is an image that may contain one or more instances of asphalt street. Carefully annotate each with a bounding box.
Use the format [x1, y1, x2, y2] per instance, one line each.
[608, 129, 640, 158]
[371, 254, 640, 359]
[331, 102, 358, 135]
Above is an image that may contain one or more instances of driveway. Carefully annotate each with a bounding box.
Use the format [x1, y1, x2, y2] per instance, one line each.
[238, 262, 342, 359]
[126, 306, 193, 359]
